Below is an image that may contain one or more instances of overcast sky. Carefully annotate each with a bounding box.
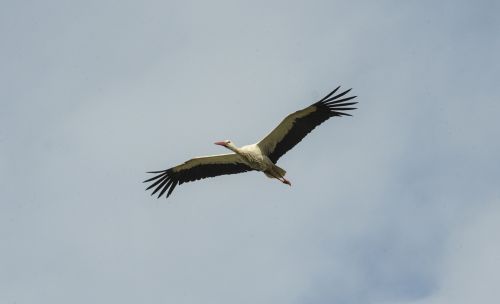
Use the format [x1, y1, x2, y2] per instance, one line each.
[1, 0, 499, 303]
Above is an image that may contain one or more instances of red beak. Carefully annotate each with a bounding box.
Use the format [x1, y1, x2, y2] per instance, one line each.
[214, 141, 226, 146]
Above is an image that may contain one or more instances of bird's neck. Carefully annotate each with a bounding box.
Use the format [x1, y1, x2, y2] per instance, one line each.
[226, 143, 241, 154]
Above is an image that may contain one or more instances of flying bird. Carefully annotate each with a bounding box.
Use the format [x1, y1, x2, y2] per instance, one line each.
[144, 86, 357, 198]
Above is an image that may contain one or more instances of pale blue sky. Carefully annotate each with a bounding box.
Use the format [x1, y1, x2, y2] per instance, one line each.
[1, 0, 499, 303]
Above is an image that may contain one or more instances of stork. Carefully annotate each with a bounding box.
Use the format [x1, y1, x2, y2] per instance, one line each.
[144, 86, 357, 198]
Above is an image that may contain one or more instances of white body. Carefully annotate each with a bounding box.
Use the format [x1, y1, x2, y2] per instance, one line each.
[229, 144, 269, 170]
[224, 142, 286, 178]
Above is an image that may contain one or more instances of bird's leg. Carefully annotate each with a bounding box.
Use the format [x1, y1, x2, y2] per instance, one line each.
[267, 171, 291, 186]
[279, 174, 291, 186]
[272, 172, 292, 186]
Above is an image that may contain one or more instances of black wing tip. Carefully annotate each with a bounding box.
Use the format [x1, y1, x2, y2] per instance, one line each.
[317, 87, 358, 116]
[146, 169, 167, 174]
[143, 169, 168, 183]
[143, 168, 177, 199]
[318, 86, 341, 102]
[332, 106, 357, 116]
[316, 86, 357, 105]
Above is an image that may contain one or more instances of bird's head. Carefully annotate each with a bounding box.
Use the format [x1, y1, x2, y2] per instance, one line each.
[214, 140, 236, 151]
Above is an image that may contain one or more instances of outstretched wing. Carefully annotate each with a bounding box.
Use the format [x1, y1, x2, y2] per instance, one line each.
[144, 153, 253, 198]
[257, 86, 357, 163]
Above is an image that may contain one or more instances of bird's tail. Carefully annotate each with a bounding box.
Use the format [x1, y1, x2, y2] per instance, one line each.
[275, 166, 286, 177]
[264, 165, 286, 178]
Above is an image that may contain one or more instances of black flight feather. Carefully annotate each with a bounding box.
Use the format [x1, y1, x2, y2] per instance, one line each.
[144, 162, 253, 199]
[265, 87, 357, 163]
